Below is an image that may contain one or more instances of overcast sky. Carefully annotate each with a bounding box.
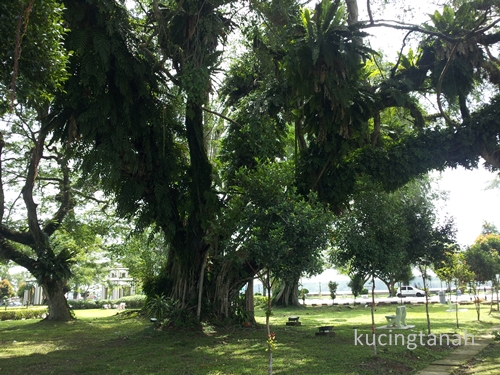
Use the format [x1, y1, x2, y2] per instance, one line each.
[431, 166, 500, 247]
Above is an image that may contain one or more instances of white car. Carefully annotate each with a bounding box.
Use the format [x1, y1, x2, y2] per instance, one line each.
[397, 286, 426, 297]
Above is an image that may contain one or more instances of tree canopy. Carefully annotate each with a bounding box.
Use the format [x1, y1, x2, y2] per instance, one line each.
[1, 0, 499, 322]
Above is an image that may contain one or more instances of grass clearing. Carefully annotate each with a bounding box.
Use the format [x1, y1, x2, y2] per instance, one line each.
[0, 303, 499, 374]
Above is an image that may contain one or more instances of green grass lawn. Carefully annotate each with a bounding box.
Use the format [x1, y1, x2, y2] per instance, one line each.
[0, 303, 499, 375]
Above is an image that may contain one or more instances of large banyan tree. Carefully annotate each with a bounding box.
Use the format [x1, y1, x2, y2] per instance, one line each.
[2, 0, 500, 321]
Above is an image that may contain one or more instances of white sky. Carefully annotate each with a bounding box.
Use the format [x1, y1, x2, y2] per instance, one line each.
[431, 166, 500, 247]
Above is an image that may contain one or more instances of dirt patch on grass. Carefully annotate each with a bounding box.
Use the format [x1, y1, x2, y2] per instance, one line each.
[358, 356, 413, 374]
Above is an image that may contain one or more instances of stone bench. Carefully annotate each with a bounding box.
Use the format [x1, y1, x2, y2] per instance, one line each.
[286, 316, 301, 326]
[315, 325, 335, 336]
[385, 306, 407, 328]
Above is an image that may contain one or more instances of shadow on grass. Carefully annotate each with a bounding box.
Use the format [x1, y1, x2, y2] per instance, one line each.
[0, 305, 498, 375]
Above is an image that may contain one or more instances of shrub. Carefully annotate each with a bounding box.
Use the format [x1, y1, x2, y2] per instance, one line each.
[68, 300, 102, 310]
[254, 295, 268, 309]
[114, 295, 146, 309]
[145, 294, 170, 320]
[144, 294, 198, 328]
[0, 308, 48, 320]
[69, 295, 146, 310]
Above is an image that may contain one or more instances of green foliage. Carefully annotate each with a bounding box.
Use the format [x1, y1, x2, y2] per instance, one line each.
[482, 221, 499, 236]
[0, 0, 70, 113]
[145, 294, 170, 321]
[0, 262, 9, 280]
[425, 3, 489, 104]
[110, 230, 168, 293]
[348, 273, 367, 298]
[233, 294, 251, 324]
[253, 295, 268, 309]
[68, 296, 146, 310]
[51, 0, 185, 235]
[0, 279, 15, 299]
[221, 161, 332, 283]
[332, 177, 456, 296]
[328, 281, 338, 301]
[266, 331, 277, 352]
[68, 300, 103, 310]
[31, 248, 75, 285]
[144, 294, 195, 328]
[465, 234, 500, 283]
[16, 281, 33, 299]
[331, 178, 412, 280]
[7, 0, 499, 324]
[435, 251, 473, 292]
[0, 308, 48, 320]
[299, 288, 309, 304]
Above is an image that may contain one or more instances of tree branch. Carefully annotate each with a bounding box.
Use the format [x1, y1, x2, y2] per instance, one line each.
[38, 177, 64, 184]
[72, 190, 109, 205]
[0, 236, 37, 272]
[202, 107, 242, 128]
[361, 20, 461, 43]
[21, 129, 46, 250]
[0, 225, 35, 246]
[0, 132, 4, 224]
[436, 42, 459, 126]
[43, 154, 73, 237]
[366, 0, 373, 24]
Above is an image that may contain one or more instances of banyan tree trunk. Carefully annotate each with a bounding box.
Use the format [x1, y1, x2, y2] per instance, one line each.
[273, 278, 301, 307]
[42, 279, 73, 321]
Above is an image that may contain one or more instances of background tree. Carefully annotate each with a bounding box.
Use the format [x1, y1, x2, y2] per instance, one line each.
[348, 272, 369, 300]
[0, 114, 112, 320]
[53, 210, 115, 300]
[0, 278, 15, 300]
[481, 221, 499, 236]
[434, 250, 473, 328]
[464, 236, 500, 320]
[332, 176, 456, 334]
[469, 226, 500, 314]
[16, 281, 33, 302]
[404, 180, 457, 334]
[330, 178, 414, 297]
[220, 162, 333, 312]
[0, 0, 76, 321]
[112, 229, 169, 297]
[0, 117, 75, 320]
[330, 177, 418, 357]
[328, 281, 338, 302]
[434, 250, 459, 302]
[0, 262, 9, 280]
